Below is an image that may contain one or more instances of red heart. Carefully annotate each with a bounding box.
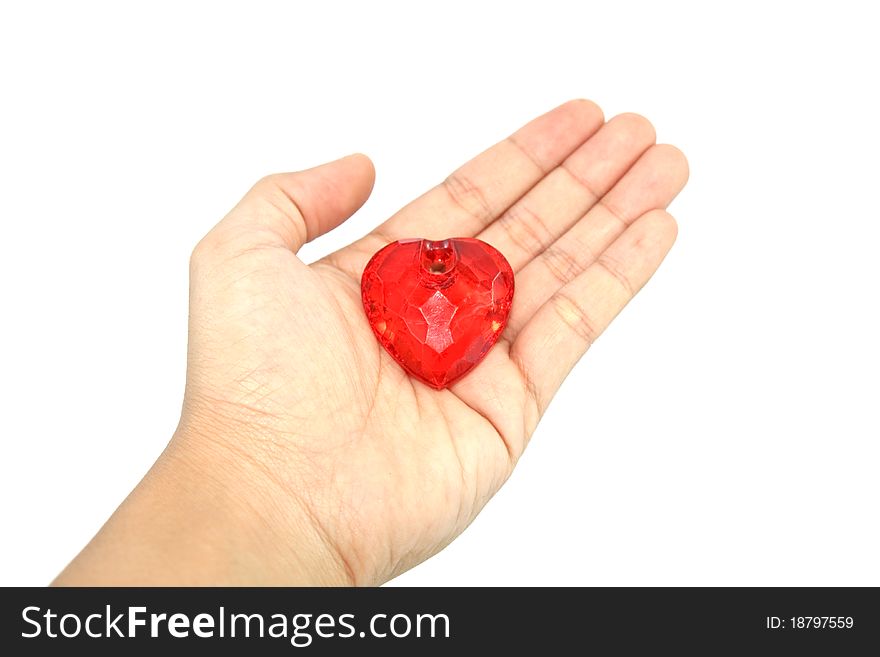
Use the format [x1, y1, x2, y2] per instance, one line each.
[361, 238, 515, 389]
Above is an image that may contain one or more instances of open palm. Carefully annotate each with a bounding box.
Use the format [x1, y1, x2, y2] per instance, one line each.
[180, 100, 688, 585]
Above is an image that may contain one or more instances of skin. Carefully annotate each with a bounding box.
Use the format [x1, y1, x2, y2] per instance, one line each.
[54, 100, 688, 586]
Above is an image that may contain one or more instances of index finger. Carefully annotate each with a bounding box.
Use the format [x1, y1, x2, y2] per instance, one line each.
[326, 99, 604, 277]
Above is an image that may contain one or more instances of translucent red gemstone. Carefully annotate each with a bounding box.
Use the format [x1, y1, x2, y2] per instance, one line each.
[361, 238, 515, 389]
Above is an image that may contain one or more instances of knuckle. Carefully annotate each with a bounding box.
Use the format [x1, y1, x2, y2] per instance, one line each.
[541, 242, 584, 286]
[596, 253, 635, 296]
[252, 174, 302, 216]
[189, 227, 239, 271]
[552, 292, 600, 345]
[189, 234, 215, 268]
[498, 205, 553, 257]
[252, 173, 284, 194]
[443, 171, 494, 223]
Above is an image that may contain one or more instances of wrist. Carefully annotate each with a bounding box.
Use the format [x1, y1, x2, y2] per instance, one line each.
[53, 426, 352, 586]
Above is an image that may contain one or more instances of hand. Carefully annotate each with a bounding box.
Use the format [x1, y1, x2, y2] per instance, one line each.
[55, 100, 688, 586]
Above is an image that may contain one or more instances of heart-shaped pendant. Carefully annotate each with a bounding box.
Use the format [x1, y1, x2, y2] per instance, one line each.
[361, 237, 515, 389]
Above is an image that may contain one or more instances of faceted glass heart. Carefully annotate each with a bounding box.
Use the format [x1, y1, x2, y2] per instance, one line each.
[361, 238, 515, 389]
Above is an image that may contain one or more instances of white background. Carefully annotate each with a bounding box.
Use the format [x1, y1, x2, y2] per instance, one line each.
[1, 1, 878, 586]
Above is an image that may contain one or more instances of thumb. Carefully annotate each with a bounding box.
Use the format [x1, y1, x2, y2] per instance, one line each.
[205, 153, 375, 255]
